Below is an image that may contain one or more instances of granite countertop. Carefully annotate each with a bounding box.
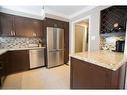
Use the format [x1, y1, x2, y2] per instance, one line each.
[0, 47, 45, 55]
[70, 50, 127, 71]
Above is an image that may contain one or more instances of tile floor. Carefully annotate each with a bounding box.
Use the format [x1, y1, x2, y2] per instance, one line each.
[2, 65, 70, 89]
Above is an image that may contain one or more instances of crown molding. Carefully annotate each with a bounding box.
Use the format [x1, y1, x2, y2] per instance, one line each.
[69, 6, 97, 19]
[0, 7, 45, 20]
[45, 6, 97, 20]
[0, 6, 98, 20]
[45, 8, 70, 19]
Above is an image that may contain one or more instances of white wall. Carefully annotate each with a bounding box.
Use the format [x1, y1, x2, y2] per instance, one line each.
[124, 21, 127, 55]
[69, 6, 110, 54]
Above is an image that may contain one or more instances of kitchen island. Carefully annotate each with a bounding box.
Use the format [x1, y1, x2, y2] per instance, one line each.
[70, 51, 127, 89]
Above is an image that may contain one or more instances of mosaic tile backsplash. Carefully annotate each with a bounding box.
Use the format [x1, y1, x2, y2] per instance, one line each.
[0, 37, 43, 49]
[100, 36, 125, 51]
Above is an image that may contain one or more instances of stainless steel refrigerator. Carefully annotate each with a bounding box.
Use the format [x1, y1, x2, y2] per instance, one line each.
[47, 27, 64, 68]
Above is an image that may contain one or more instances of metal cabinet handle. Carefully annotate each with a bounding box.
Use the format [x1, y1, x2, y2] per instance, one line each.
[10, 30, 13, 35]
[10, 30, 16, 36]
[13, 32, 16, 36]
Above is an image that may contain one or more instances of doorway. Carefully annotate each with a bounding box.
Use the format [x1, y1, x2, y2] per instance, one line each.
[74, 18, 89, 53]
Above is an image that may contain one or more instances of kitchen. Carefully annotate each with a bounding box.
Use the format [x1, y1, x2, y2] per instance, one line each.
[0, 5, 127, 89]
[0, 6, 69, 89]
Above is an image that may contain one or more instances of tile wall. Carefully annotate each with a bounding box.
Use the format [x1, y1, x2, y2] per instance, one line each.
[0, 37, 42, 49]
[100, 36, 125, 51]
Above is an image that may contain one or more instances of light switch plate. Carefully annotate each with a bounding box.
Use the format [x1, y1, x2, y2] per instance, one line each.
[91, 36, 96, 40]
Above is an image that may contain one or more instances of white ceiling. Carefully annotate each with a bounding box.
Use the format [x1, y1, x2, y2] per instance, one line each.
[45, 6, 96, 19]
[46, 6, 86, 15]
[0, 6, 96, 19]
[45, 6, 87, 18]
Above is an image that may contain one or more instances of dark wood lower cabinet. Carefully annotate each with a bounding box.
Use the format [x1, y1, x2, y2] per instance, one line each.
[70, 57, 126, 89]
[0, 52, 8, 86]
[0, 50, 30, 87]
[4, 50, 30, 75]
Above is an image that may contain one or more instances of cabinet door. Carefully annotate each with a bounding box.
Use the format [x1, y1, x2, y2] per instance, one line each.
[71, 58, 110, 89]
[30, 19, 43, 37]
[0, 52, 8, 76]
[14, 16, 32, 37]
[0, 13, 14, 36]
[6, 50, 30, 75]
[14, 16, 42, 37]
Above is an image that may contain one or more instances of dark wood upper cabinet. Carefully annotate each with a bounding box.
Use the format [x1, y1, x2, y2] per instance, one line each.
[14, 16, 29, 37]
[0, 12, 43, 37]
[0, 13, 14, 36]
[14, 16, 43, 37]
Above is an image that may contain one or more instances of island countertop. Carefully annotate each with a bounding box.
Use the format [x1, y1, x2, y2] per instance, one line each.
[70, 50, 127, 71]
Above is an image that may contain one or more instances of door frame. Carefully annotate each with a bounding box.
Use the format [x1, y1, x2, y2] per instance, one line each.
[70, 16, 91, 54]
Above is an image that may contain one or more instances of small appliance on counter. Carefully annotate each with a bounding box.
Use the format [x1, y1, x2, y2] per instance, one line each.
[115, 40, 125, 52]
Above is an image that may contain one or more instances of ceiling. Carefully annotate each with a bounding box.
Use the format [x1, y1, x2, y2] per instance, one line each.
[45, 6, 88, 18]
[45, 6, 96, 19]
[0, 6, 96, 19]
[46, 6, 86, 15]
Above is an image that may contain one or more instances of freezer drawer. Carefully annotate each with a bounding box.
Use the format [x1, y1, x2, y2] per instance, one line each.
[29, 49, 45, 69]
[47, 51, 64, 68]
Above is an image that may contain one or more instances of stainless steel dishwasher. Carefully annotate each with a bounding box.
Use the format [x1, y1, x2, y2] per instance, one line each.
[29, 48, 45, 69]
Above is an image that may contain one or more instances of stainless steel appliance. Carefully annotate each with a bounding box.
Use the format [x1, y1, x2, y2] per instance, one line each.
[47, 27, 64, 68]
[115, 40, 125, 52]
[29, 48, 45, 69]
